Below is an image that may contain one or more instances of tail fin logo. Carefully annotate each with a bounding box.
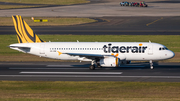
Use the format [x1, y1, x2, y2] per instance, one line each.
[12, 15, 44, 43]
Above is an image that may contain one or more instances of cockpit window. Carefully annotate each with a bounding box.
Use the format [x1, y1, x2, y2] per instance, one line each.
[159, 47, 168, 51]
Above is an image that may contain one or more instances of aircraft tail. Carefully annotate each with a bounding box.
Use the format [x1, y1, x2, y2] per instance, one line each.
[12, 15, 44, 43]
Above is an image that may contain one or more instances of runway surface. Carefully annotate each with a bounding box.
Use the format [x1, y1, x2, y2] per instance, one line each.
[1, 16, 180, 35]
[0, 0, 180, 17]
[0, 62, 180, 82]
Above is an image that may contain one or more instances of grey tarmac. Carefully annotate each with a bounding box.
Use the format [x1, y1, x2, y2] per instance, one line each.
[0, 0, 180, 17]
[1, 16, 180, 35]
[0, 62, 180, 82]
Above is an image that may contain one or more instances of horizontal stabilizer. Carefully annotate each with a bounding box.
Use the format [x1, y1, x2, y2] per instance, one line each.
[9, 45, 31, 53]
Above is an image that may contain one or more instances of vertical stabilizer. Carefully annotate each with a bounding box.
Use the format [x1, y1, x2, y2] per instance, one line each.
[12, 15, 44, 43]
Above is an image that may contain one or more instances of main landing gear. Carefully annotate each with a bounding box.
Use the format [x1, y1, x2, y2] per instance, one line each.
[150, 60, 153, 69]
[89, 65, 95, 70]
[89, 60, 102, 70]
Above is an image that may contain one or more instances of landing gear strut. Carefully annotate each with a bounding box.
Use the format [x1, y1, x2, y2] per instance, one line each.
[150, 60, 153, 69]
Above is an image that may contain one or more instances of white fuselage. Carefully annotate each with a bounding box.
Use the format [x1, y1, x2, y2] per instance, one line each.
[10, 42, 175, 61]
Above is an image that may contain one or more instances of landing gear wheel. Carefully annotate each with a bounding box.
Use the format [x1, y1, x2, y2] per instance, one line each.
[97, 65, 102, 68]
[89, 65, 95, 70]
[97, 63, 102, 68]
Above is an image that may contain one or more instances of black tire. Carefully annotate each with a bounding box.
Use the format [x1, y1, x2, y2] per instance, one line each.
[97, 63, 102, 68]
[89, 65, 95, 70]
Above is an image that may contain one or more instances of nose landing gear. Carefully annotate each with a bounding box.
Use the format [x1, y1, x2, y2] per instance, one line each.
[150, 60, 153, 69]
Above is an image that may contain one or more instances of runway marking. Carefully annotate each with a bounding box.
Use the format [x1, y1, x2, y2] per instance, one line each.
[9, 68, 88, 70]
[19, 72, 123, 75]
[120, 66, 145, 67]
[46, 65, 74, 67]
[9, 65, 145, 70]
[46, 65, 145, 68]
[146, 17, 163, 26]
[1, 75, 180, 78]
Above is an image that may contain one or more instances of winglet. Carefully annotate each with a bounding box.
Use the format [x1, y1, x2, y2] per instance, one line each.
[12, 15, 44, 43]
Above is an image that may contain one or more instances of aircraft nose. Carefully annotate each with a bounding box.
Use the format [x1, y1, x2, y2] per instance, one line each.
[167, 51, 175, 59]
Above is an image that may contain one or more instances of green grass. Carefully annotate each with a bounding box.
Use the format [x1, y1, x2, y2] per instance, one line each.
[0, 17, 96, 26]
[0, 5, 41, 9]
[0, 0, 90, 5]
[0, 0, 90, 9]
[0, 81, 180, 101]
[0, 35, 180, 62]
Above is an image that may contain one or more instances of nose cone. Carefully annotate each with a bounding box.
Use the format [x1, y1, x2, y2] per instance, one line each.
[167, 50, 175, 59]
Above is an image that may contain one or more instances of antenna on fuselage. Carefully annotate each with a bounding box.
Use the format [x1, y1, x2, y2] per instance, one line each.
[149, 40, 151, 43]
[77, 40, 79, 42]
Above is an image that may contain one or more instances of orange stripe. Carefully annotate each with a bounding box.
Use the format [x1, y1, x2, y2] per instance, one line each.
[116, 58, 119, 67]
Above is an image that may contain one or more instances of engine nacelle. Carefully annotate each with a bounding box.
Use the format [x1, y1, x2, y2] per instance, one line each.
[99, 57, 120, 67]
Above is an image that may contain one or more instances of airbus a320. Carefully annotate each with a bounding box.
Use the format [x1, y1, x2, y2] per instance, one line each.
[9, 15, 175, 70]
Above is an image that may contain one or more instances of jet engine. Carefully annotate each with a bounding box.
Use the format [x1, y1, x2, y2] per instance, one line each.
[99, 57, 120, 67]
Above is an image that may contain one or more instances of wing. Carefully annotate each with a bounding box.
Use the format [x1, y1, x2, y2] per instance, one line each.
[65, 53, 113, 60]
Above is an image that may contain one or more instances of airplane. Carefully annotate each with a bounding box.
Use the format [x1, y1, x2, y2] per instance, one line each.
[9, 15, 175, 70]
